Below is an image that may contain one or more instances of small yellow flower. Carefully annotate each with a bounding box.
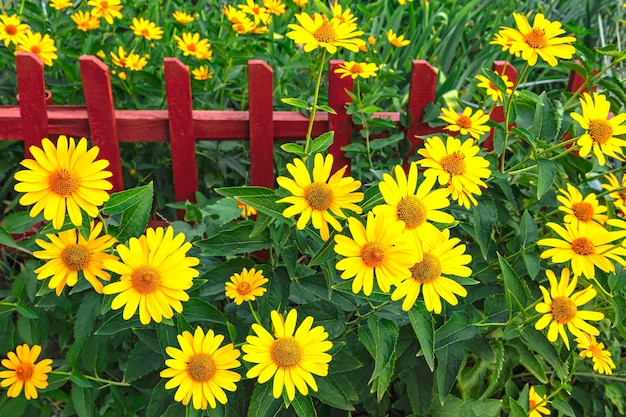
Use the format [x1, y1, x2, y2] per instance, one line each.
[286, 12, 365, 54]
[386, 29, 410, 47]
[475, 72, 514, 102]
[49, 0, 73, 10]
[110, 46, 128, 67]
[71, 11, 101, 32]
[263, 0, 286, 16]
[88, 0, 123, 25]
[16, 31, 58, 66]
[0, 15, 29, 46]
[236, 199, 257, 217]
[331, 4, 357, 24]
[172, 11, 195, 25]
[130, 17, 163, 40]
[118, 71, 127, 80]
[368, 35, 376, 45]
[529, 386, 550, 417]
[602, 172, 626, 213]
[192, 65, 213, 80]
[293, 0, 308, 6]
[557, 183, 607, 228]
[576, 333, 616, 375]
[96, 49, 106, 58]
[126, 51, 148, 71]
[173, 32, 211, 60]
[239, 0, 271, 26]
[439, 106, 490, 139]
[334, 61, 378, 79]
[0, 344, 53, 400]
[225, 268, 268, 305]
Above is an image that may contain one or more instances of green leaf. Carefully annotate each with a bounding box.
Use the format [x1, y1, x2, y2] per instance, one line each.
[460, 399, 502, 417]
[125, 342, 164, 382]
[528, 92, 559, 143]
[317, 104, 337, 114]
[508, 397, 527, 417]
[1, 211, 42, 234]
[520, 327, 567, 379]
[95, 312, 141, 336]
[214, 186, 275, 199]
[519, 210, 538, 248]
[181, 297, 227, 324]
[511, 126, 537, 148]
[247, 381, 282, 417]
[313, 375, 356, 411]
[358, 316, 399, 400]
[480, 68, 508, 96]
[308, 233, 337, 267]
[71, 385, 94, 417]
[497, 253, 527, 313]
[408, 303, 435, 371]
[281, 97, 310, 110]
[194, 221, 272, 256]
[147, 380, 171, 417]
[74, 292, 101, 339]
[434, 312, 478, 351]
[472, 199, 497, 260]
[511, 341, 548, 383]
[69, 370, 92, 388]
[102, 183, 153, 215]
[104, 183, 154, 241]
[436, 343, 464, 405]
[236, 195, 289, 223]
[595, 44, 626, 58]
[552, 399, 576, 417]
[536, 158, 556, 199]
[369, 134, 404, 150]
[291, 394, 317, 417]
[15, 302, 37, 319]
[309, 131, 335, 154]
[281, 143, 308, 157]
[0, 395, 28, 417]
[0, 227, 22, 250]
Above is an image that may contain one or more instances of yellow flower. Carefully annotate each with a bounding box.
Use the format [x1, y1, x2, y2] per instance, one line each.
[440, 106, 490, 139]
[602, 172, 626, 213]
[490, 32, 517, 55]
[172, 11, 195, 25]
[417, 136, 491, 209]
[386, 29, 410, 47]
[239, 0, 271, 25]
[173, 32, 211, 59]
[570, 92, 626, 166]
[33, 222, 117, 295]
[236, 199, 257, 217]
[576, 333, 616, 375]
[96, 49, 105, 58]
[398, 0, 413, 4]
[130, 17, 163, 40]
[117, 71, 127, 80]
[276, 153, 363, 241]
[110, 46, 128, 67]
[49, 0, 73, 10]
[242, 309, 332, 401]
[475, 72, 514, 102]
[192, 65, 213, 80]
[286, 12, 365, 54]
[126, 51, 148, 71]
[538, 222, 626, 279]
[334, 212, 417, 295]
[71, 11, 100, 32]
[372, 163, 453, 251]
[535, 268, 603, 349]
[14, 135, 112, 229]
[0, 344, 53, 400]
[161, 327, 241, 410]
[529, 386, 550, 417]
[103, 227, 200, 325]
[293, 0, 308, 6]
[16, 31, 58, 66]
[225, 268, 268, 305]
[391, 228, 471, 313]
[334, 61, 378, 79]
[331, 4, 357, 24]
[368, 35, 376, 45]
[557, 183, 607, 227]
[495, 13, 575, 66]
[263, 0, 286, 16]
[0, 15, 29, 46]
[88, 0, 123, 25]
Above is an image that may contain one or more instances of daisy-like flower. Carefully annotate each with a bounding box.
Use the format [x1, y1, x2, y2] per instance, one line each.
[570, 92, 626, 166]
[103, 227, 200, 325]
[96, 50, 105, 58]
[71, 11, 100, 32]
[334, 61, 378, 79]
[192, 65, 213, 80]
[263, 0, 286, 16]
[602, 172, 626, 213]
[496, 13, 576, 66]
[160, 327, 241, 410]
[239, 0, 271, 25]
[49, 0, 73, 10]
[173, 32, 211, 59]
[286, 12, 365, 54]
[0, 344, 53, 400]
[242, 309, 332, 401]
[126, 52, 148, 71]
[33, 222, 117, 295]
[331, 4, 357, 24]
[225, 268, 268, 305]
[475, 72, 514, 102]
[538, 222, 626, 279]
[88, 0, 123, 25]
[276, 153, 363, 241]
[417, 136, 491, 209]
[386, 29, 410, 47]
[490, 32, 516, 54]
[110, 46, 128, 67]
[236, 199, 257, 217]
[0, 15, 29, 46]
[529, 386, 550, 417]
[14, 135, 113, 229]
[334, 212, 417, 295]
[293, 0, 308, 6]
[172, 11, 195, 25]
[557, 183, 607, 227]
[576, 333, 616, 375]
[535, 268, 603, 349]
[16, 31, 58, 66]
[440, 106, 491, 139]
[372, 163, 453, 250]
[130, 17, 163, 40]
[391, 228, 471, 313]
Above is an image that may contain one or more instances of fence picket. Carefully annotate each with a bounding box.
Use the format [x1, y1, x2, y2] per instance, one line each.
[16, 52, 48, 157]
[248, 60, 275, 189]
[406, 60, 438, 162]
[328, 60, 354, 174]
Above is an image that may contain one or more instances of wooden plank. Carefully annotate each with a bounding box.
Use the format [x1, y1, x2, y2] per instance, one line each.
[406, 60, 438, 162]
[483, 60, 518, 152]
[248, 60, 275, 188]
[16, 52, 48, 157]
[164, 58, 197, 217]
[328, 60, 354, 174]
[79, 56, 124, 192]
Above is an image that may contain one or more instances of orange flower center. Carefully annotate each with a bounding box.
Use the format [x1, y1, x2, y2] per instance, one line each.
[30, 45, 41, 54]
[5, 24, 17, 36]
[410, 253, 441, 283]
[524, 28, 548, 49]
[397, 196, 427, 229]
[304, 182, 333, 210]
[551, 296, 577, 323]
[141, 28, 150, 37]
[572, 201, 594, 223]
[236, 281, 251, 296]
[456, 115, 473, 129]
[131, 266, 162, 294]
[349, 63, 364, 74]
[61, 244, 90, 271]
[529, 398, 537, 408]
[588, 119, 613, 145]
[187, 43, 197, 52]
[49, 168, 80, 196]
[440, 152, 465, 176]
[313, 21, 337, 44]
[361, 242, 385, 267]
[101, 1, 109, 9]
[15, 362, 34, 381]
[187, 353, 216, 382]
[571, 237, 595, 256]
[271, 337, 301, 368]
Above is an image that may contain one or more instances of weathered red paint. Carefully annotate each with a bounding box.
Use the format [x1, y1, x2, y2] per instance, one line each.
[248, 60, 275, 189]
[328, 60, 354, 174]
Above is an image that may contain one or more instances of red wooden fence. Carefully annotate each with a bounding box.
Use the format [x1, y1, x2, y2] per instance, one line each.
[1, 52, 586, 207]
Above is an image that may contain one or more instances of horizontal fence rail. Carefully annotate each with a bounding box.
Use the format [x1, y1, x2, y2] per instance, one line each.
[0, 52, 586, 207]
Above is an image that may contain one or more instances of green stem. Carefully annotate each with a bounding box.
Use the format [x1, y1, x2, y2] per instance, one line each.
[504, 135, 580, 175]
[248, 300, 262, 325]
[97, 212, 108, 236]
[500, 62, 529, 172]
[304, 49, 327, 154]
[50, 371, 130, 387]
[356, 81, 374, 169]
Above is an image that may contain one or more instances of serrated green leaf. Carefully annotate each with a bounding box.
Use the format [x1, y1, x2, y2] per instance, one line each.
[308, 233, 337, 266]
[281, 97, 310, 110]
[408, 303, 435, 371]
[519, 210, 538, 248]
[552, 399, 575, 416]
[310, 131, 334, 154]
[511, 341, 548, 383]
[102, 183, 153, 215]
[71, 385, 94, 417]
[520, 327, 567, 379]
[194, 221, 272, 255]
[247, 380, 282, 417]
[181, 297, 227, 324]
[317, 104, 337, 114]
[95, 312, 141, 335]
[125, 342, 163, 382]
[436, 343, 464, 405]
[358, 316, 398, 400]
[69, 370, 92, 388]
[1, 211, 42, 234]
[508, 397, 527, 417]
[291, 394, 317, 417]
[313, 375, 356, 411]
[434, 312, 478, 351]
[215, 186, 275, 198]
[0, 227, 22, 250]
[472, 200, 496, 259]
[536, 158, 556, 199]
[497, 253, 527, 313]
[281, 143, 308, 157]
